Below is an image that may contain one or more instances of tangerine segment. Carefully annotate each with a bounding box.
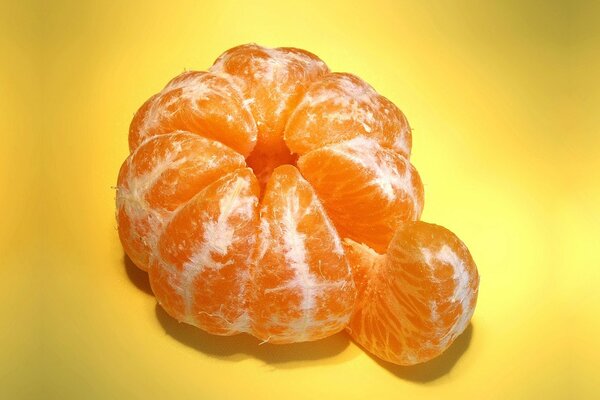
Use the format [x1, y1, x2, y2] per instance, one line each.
[346, 221, 480, 365]
[116, 132, 245, 271]
[128, 71, 257, 156]
[297, 137, 424, 254]
[284, 72, 412, 157]
[149, 168, 260, 335]
[210, 44, 329, 186]
[249, 165, 356, 343]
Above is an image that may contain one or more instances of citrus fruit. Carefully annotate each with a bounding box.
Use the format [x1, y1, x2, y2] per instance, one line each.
[345, 221, 480, 365]
[116, 44, 479, 361]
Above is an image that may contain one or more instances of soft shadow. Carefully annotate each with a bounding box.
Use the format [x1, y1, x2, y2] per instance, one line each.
[123, 254, 153, 296]
[155, 304, 352, 366]
[372, 323, 474, 382]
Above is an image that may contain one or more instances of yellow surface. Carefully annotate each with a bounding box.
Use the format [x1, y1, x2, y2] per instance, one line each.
[2, 0, 599, 398]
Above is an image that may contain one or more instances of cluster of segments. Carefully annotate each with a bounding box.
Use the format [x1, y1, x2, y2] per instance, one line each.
[117, 44, 478, 364]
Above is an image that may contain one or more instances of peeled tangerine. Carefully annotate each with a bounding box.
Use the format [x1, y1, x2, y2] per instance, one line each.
[116, 43, 479, 365]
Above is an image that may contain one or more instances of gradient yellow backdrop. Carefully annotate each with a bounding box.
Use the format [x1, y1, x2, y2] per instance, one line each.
[2, 0, 599, 398]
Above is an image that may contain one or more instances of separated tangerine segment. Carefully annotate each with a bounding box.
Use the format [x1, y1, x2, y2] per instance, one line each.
[150, 168, 260, 335]
[128, 71, 258, 156]
[345, 221, 479, 365]
[249, 165, 356, 343]
[116, 132, 245, 270]
[284, 72, 412, 157]
[210, 44, 330, 187]
[298, 137, 423, 254]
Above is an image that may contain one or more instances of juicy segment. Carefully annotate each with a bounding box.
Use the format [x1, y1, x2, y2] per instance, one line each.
[116, 132, 246, 270]
[346, 221, 480, 365]
[128, 71, 258, 156]
[298, 137, 424, 253]
[249, 165, 356, 343]
[149, 168, 260, 335]
[210, 44, 329, 187]
[284, 73, 412, 157]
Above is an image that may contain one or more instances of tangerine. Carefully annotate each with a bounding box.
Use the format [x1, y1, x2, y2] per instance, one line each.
[116, 44, 479, 363]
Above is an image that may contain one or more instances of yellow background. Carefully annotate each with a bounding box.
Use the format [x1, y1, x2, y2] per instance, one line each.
[2, 0, 599, 398]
